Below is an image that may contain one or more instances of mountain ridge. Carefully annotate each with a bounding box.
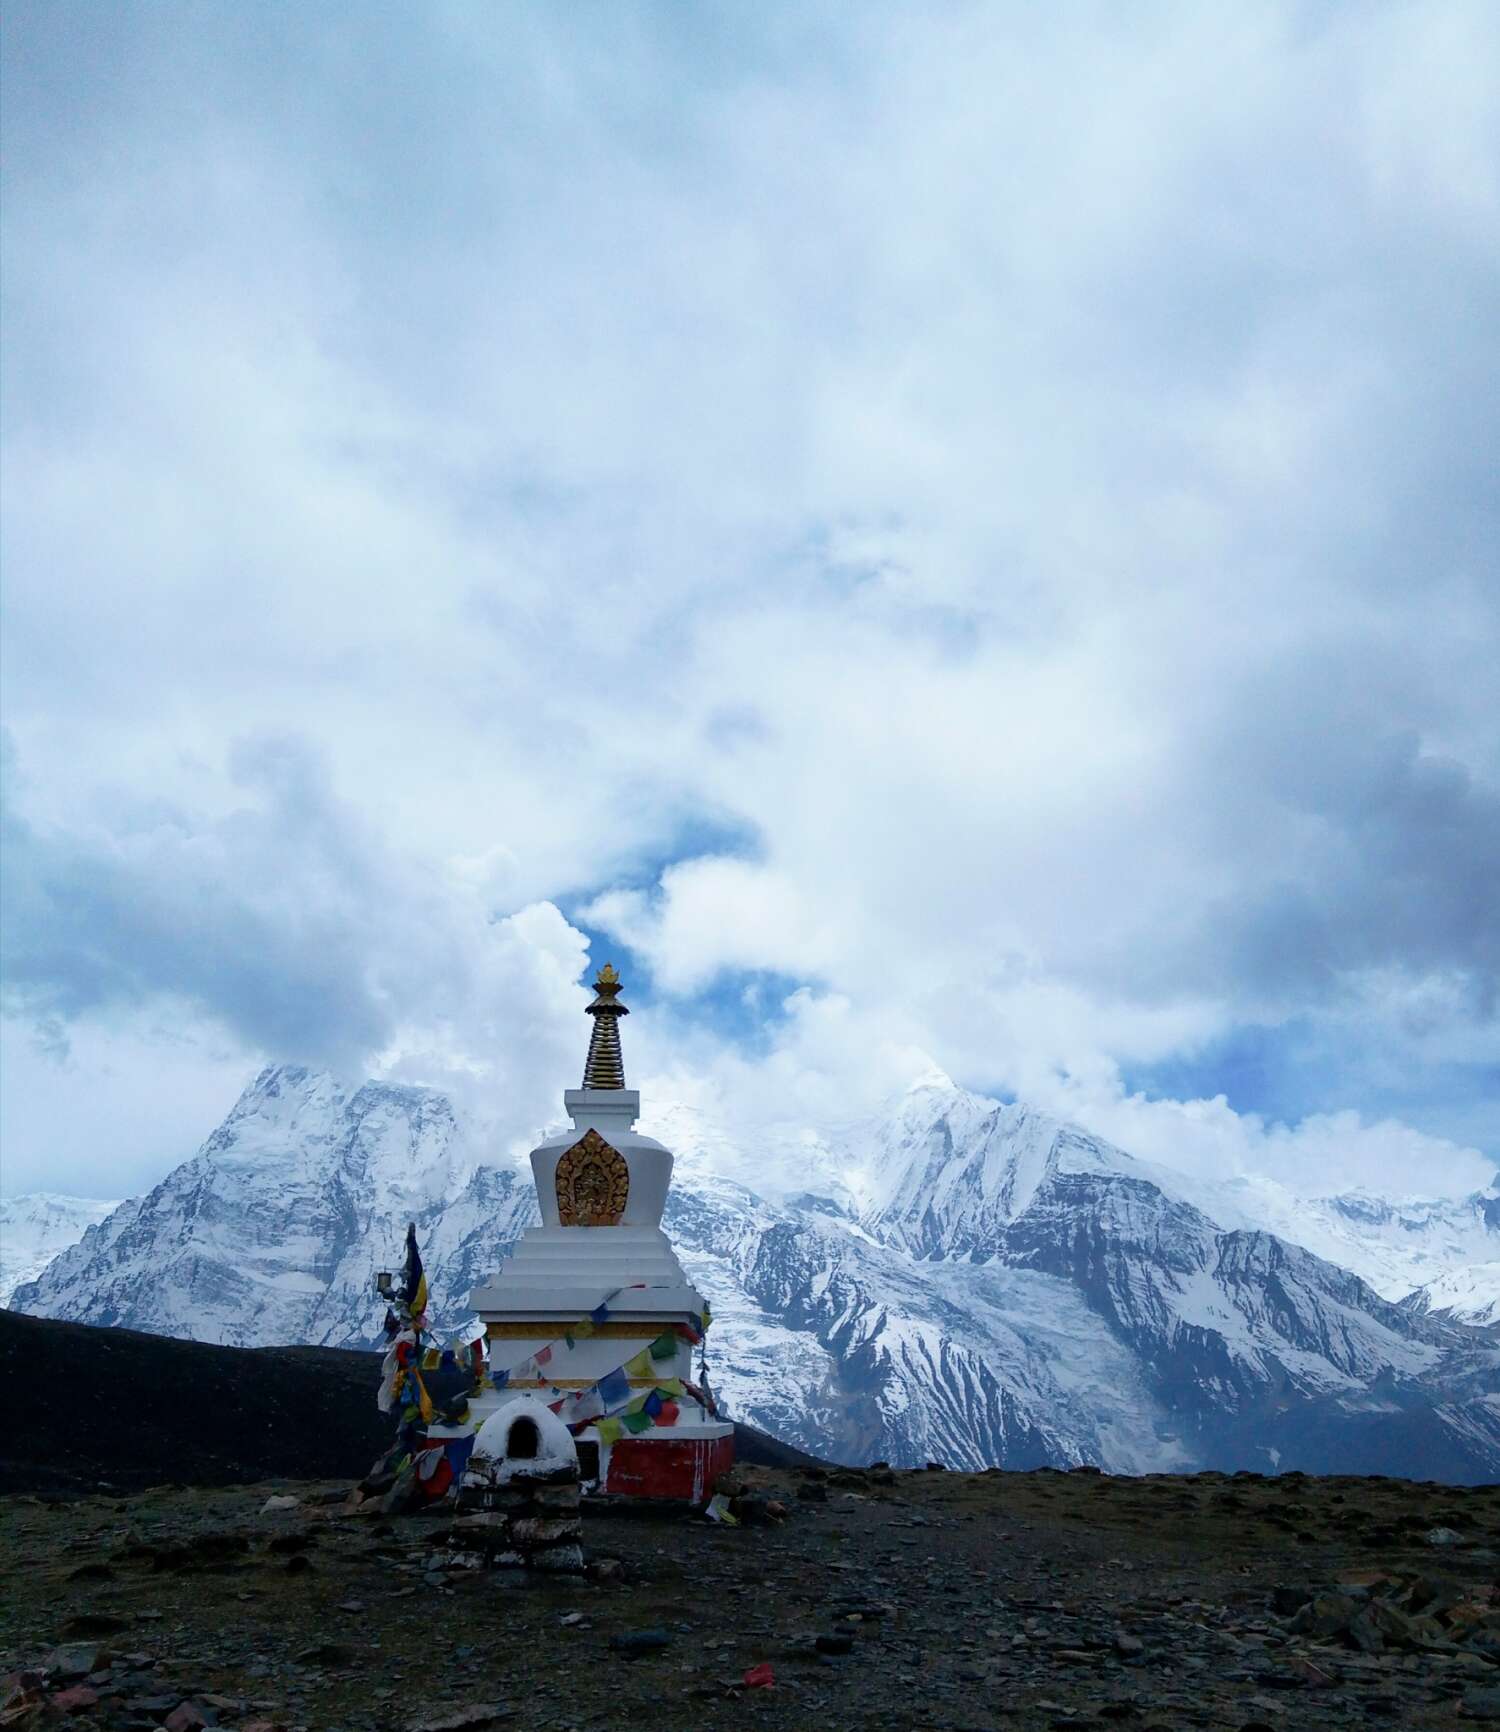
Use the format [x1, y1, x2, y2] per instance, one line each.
[11, 1065, 1500, 1480]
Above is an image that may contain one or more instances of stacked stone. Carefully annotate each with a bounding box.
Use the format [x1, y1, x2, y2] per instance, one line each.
[450, 1461, 583, 1572]
[446, 1398, 583, 1574]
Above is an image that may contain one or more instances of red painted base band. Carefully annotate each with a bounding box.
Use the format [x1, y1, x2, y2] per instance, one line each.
[603, 1432, 735, 1503]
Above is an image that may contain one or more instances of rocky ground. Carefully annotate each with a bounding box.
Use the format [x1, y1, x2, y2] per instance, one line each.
[3, 1463, 1498, 1731]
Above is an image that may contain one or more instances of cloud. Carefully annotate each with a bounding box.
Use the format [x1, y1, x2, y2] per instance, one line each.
[1, 2, 1497, 1198]
[1, 728, 593, 1188]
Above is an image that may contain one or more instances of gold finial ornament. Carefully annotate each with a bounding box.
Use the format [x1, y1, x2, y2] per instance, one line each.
[582, 961, 629, 1089]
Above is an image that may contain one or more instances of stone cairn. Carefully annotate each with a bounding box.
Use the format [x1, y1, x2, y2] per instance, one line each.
[447, 1396, 584, 1574]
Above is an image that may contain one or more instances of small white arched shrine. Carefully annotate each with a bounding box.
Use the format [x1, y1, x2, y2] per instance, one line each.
[471, 1396, 579, 1485]
[468, 965, 734, 1501]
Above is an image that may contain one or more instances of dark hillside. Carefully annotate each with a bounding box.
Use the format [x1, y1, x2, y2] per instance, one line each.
[3, 1310, 818, 1494]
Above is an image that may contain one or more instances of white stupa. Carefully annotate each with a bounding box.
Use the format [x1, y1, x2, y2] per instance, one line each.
[468, 964, 734, 1500]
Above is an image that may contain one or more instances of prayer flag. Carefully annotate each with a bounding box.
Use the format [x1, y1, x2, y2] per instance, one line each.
[655, 1401, 679, 1427]
[422, 1348, 440, 1371]
[658, 1377, 684, 1398]
[400, 1222, 428, 1317]
[590, 1302, 610, 1324]
[599, 1367, 630, 1408]
[564, 1332, 576, 1348]
[535, 1346, 553, 1367]
[569, 1388, 605, 1424]
[621, 1409, 652, 1434]
[649, 1331, 677, 1362]
[643, 1389, 664, 1419]
[574, 1320, 595, 1339]
[493, 1369, 509, 1391]
[596, 1417, 623, 1444]
[625, 1350, 653, 1378]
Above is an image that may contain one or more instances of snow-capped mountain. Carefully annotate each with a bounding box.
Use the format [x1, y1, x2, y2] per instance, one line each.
[1201, 1177, 1500, 1303]
[13, 1068, 1500, 1480]
[0, 1193, 121, 1307]
[1402, 1263, 1500, 1329]
[10, 1068, 535, 1347]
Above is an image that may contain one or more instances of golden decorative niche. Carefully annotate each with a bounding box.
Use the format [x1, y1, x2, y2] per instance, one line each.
[555, 1127, 630, 1226]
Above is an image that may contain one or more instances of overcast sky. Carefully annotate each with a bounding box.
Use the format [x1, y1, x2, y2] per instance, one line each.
[2, 1, 1497, 1204]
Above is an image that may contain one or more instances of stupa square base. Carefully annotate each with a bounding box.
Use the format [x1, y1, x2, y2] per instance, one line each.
[596, 1423, 734, 1502]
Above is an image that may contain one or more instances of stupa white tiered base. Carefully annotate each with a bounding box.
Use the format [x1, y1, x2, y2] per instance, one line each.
[469, 1082, 732, 1500]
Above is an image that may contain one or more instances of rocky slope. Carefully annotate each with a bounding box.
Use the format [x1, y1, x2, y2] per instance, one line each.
[4, 1450, 1499, 1732]
[13, 1068, 1500, 1480]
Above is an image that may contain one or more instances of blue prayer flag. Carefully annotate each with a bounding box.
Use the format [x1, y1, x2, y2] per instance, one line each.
[599, 1367, 630, 1408]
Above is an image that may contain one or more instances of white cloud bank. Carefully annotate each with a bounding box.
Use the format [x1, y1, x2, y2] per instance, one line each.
[1, 2, 1496, 1200]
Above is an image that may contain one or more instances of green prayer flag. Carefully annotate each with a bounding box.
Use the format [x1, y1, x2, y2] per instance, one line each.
[622, 1409, 653, 1434]
[596, 1417, 623, 1444]
[649, 1331, 677, 1362]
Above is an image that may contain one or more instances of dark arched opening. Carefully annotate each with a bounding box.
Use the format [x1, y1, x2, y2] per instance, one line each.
[507, 1416, 541, 1460]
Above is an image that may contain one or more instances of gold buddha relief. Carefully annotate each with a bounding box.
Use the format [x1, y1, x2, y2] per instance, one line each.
[555, 1127, 630, 1226]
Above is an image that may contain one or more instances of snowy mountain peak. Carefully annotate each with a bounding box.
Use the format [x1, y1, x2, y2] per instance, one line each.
[1401, 1262, 1500, 1329]
[1, 1193, 122, 1307]
[11, 1068, 1500, 1479]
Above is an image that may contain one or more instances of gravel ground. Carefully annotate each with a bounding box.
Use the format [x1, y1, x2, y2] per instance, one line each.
[3, 1463, 1498, 1731]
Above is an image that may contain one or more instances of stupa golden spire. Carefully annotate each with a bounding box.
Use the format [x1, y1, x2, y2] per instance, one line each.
[581, 962, 629, 1090]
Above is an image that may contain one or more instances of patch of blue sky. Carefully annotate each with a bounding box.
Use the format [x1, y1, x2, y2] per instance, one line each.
[559, 908, 804, 1056]
[1123, 1023, 1499, 1166]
